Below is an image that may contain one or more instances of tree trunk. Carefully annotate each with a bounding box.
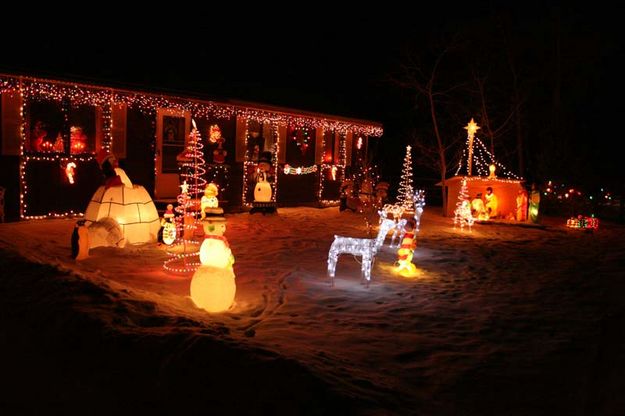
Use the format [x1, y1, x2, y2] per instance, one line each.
[429, 90, 448, 215]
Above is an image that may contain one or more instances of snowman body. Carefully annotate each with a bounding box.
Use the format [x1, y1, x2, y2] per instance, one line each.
[254, 171, 272, 202]
[191, 212, 236, 312]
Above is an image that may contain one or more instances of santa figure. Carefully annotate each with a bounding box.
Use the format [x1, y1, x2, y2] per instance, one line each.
[210, 125, 227, 164]
[96, 149, 132, 189]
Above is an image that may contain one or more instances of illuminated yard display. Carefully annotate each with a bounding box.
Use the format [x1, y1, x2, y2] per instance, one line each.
[327, 218, 396, 286]
[453, 178, 474, 231]
[190, 197, 236, 313]
[442, 119, 524, 219]
[161, 204, 176, 246]
[163, 123, 207, 274]
[395, 221, 418, 278]
[397, 145, 416, 213]
[566, 215, 599, 230]
[84, 159, 160, 245]
[84, 185, 159, 244]
[0, 74, 382, 222]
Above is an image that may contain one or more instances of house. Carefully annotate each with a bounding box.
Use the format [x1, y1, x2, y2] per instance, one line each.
[0, 74, 383, 221]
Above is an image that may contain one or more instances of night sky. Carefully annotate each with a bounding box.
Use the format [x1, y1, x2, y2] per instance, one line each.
[2, 4, 622, 192]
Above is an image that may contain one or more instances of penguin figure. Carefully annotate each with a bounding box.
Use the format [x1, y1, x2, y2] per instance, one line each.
[71, 220, 90, 260]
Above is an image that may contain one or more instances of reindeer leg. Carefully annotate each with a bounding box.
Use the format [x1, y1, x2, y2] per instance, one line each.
[362, 252, 372, 288]
[327, 249, 338, 287]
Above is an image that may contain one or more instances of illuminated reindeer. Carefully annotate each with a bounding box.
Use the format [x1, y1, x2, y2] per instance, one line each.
[384, 190, 426, 248]
[327, 218, 396, 287]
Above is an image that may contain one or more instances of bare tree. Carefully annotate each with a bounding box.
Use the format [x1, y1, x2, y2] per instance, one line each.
[473, 71, 517, 160]
[389, 45, 464, 215]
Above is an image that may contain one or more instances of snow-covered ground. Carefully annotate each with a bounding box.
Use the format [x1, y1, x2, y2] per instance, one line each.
[1, 207, 624, 415]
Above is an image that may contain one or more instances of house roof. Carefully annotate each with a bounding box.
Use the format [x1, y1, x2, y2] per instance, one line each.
[0, 73, 383, 137]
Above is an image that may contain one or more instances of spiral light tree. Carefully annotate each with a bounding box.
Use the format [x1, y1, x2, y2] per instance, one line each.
[163, 120, 207, 274]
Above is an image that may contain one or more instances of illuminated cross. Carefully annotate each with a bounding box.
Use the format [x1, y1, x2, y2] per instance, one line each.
[464, 118, 480, 176]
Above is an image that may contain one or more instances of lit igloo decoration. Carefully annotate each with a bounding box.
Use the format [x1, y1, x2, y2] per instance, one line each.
[84, 157, 160, 245]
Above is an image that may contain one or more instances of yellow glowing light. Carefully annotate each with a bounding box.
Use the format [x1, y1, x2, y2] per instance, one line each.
[201, 183, 219, 219]
[84, 185, 160, 245]
[180, 181, 189, 194]
[331, 165, 338, 181]
[190, 266, 236, 313]
[464, 118, 480, 136]
[488, 164, 496, 179]
[199, 237, 233, 268]
[65, 162, 76, 184]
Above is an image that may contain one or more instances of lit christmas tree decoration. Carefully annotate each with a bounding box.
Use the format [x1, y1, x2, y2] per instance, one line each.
[453, 178, 474, 231]
[163, 121, 207, 274]
[397, 145, 415, 212]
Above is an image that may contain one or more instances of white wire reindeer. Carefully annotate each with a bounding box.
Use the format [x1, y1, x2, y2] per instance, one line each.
[327, 218, 396, 287]
[389, 190, 426, 247]
[380, 204, 405, 248]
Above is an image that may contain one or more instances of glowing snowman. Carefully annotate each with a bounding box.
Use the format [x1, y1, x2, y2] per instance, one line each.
[198, 214, 233, 268]
[200, 183, 220, 220]
[190, 208, 236, 312]
[253, 152, 273, 203]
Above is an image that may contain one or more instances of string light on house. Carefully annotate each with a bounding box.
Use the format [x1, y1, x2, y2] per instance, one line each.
[241, 119, 253, 207]
[271, 121, 280, 203]
[319, 130, 346, 206]
[317, 128, 327, 202]
[283, 164, 318, 175]
[0, 75, 383, 137]
[4, 74, 384, 218]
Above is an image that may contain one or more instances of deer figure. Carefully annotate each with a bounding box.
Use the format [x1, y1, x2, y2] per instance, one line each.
[327, 218, 396, 287]
[394, 190, 426, 245]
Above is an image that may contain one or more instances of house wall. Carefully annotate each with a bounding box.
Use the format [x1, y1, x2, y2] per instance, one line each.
[124, 108, 155, 197]
[1, 77, 381, 218]
[0, 94, 20, 221]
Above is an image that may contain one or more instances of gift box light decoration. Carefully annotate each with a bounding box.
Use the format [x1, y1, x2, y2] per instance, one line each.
[566, 215, 599, 230]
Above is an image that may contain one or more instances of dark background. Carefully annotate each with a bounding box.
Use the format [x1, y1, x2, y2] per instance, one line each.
[2, 4, 622, 200]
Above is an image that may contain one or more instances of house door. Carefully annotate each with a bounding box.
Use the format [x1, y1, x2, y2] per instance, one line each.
[155, 109, 190, 199]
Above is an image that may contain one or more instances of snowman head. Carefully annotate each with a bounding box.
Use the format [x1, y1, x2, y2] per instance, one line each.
[203, 216, 226, 236]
